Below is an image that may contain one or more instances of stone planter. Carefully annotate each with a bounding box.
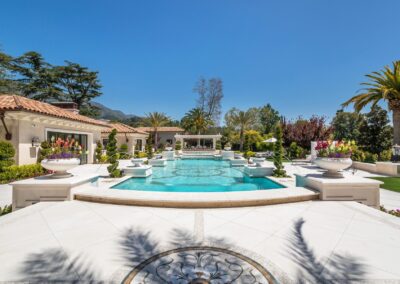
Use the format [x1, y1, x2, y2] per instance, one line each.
[131, 158, 147, 167]
[314, 157, 352, 178]
[41, 158, 80, 178]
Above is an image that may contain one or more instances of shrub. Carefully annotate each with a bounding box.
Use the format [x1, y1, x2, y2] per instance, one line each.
[146, 137, 153, 159]
[106, 129, 122, 178]
[273, 124, 288, 177]
[100, 154, 109, 163]
[119, 143, 130, 159]
[224, 142, 232, 149]
[95, 141, 103, 163]
[38, 141, 52, 162]
[0, 141, 15, 171]
[288, 142, 305, 159]
[0, 164, 45, 184]
[244, 151, 255, 159]
[364, 152, 378, 163]
[379, 149, 392, 161]
[175, 140, 182, 151]
[215, 140, 222, 150]
[138, 152, 148, 158]
[351, 148, 366, 162]
[380, 206, 400, 217]
[0, 204, 12, 216]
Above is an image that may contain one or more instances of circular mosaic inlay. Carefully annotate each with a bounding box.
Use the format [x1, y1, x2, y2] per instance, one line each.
[173, 167, 225, 177]
[123, 246, 277, 284]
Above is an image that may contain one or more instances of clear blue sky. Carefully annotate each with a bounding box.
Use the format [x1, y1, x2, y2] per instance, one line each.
[1, 0, 399, 121]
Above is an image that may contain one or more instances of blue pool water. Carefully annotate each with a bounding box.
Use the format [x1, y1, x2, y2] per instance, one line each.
[113, 159, 285, 192]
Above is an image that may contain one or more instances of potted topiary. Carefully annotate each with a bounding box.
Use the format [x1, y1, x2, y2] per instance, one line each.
[314, 140, 355, 178]
[40, 138, 81, 178]
[224, 142, 232, 151]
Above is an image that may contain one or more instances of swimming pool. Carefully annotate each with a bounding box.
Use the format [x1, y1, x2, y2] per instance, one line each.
[113, 159, 284, 192]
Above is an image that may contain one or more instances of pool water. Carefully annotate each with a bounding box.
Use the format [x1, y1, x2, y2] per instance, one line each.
[113, 159, 284, 192]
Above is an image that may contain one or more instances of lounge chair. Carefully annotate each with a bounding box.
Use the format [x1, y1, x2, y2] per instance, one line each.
[292, 155, 312, 165]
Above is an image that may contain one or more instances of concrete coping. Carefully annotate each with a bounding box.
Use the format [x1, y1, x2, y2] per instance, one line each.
[11, 173, 99, 187]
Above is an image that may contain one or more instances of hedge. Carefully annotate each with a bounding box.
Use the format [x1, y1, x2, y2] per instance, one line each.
[0, 164, 45, 184]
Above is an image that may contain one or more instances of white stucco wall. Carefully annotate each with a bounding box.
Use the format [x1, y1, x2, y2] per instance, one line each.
[0, 113, 102, 165]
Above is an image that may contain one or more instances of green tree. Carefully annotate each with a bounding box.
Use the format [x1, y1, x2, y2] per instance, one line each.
[358, 105, 392, 154]
[146, 135, 153, 159]
[10, 51, 60, 100]
[273, 124, 287, 177]
[106, 129, 121, 178]
[38, 141, 52, 163]
[194, 77, 224, 125]
[54, 61, 102, 112]
[331, 110, 364, 141]
[0, 141, 15, 171]
[0, 51, 19, 93]
[259, 104, 280, 134]
[181, 108, 213, 134]
[342, 61, 400, 145]
[95, 140, 103, 163]
[225, 108, 256, 151]
[145, 112, 169, 150]
[119, 143, 130, 159]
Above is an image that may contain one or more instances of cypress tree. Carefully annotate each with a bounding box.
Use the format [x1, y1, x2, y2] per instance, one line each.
[106, 129, 121, 177]
[273, 124, 287, 177]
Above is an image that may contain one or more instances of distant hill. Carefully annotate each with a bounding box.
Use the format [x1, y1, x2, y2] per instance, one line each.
[92, 102, 141, 121]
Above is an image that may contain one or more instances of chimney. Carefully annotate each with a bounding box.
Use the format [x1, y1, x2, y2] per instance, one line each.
[50, 102, 79, 114]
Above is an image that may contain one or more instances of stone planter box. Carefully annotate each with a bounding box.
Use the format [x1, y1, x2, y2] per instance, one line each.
[41, 158, 80, 178]
[230, 157, 247, 167]
[243, 164, 274, 177]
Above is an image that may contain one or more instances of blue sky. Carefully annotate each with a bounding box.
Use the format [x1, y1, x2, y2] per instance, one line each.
[1, 0, 399, 121]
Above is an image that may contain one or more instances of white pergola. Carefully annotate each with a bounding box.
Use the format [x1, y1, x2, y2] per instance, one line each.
[174, 134, 222, 149]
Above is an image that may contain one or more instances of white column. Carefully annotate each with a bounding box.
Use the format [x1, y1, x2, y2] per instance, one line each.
[212, 138, 216, 149]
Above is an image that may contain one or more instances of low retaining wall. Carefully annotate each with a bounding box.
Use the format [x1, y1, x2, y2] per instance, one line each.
[353, 161, 400, 176]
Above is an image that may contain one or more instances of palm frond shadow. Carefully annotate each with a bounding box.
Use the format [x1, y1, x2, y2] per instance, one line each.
[19, 248, 99, 283]
[289, 218, 366, 284]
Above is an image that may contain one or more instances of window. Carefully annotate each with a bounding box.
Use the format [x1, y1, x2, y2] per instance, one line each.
[47, 131, 88, 164]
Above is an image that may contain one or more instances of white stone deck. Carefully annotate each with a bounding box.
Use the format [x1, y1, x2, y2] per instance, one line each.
[0, 200, 400, 282]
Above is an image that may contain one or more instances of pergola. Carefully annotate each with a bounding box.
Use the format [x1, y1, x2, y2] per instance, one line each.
[174, 134, 222, 150]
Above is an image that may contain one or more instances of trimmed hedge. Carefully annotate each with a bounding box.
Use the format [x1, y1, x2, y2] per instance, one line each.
[0, 164, 45, 184]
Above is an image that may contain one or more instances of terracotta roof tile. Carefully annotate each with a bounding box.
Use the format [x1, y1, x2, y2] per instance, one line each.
[135, 126, 185, 132]
[0, 94, 108, 127]
[102, 122, 148, 134]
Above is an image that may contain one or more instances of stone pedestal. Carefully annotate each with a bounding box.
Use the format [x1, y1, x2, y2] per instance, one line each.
[149, 158, 167, 167]
[230, 157, 247, 167]
[11, 174, 98, 210]
[123, 165, 152, 177]
[221, 150, 234, 160]
[296, 173, 382, 208]
[244, 165, 274, 177]
[162, 151, 175, 161]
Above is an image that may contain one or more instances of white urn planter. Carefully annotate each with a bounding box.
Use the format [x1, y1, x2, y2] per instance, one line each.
[41, 158, 80, 178]
[314, 157, 352, 178]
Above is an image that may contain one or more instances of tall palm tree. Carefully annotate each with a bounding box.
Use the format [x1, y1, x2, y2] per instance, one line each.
[181, 108, 213, 134]
[342, 61, 400, 144]
[145, 112, 169, 150]
[228, 109, 256, 151]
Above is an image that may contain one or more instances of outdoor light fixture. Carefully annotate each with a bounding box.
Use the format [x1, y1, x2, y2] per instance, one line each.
[31, 137, 40, 147]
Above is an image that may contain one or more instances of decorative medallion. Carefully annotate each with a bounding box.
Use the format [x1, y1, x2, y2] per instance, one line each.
[123, 246, 277, 284]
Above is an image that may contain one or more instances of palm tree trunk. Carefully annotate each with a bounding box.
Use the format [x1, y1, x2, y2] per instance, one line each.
[239, 129, 244, 152]
[154, 130, 158, 150]
[393, 108, 400, 145]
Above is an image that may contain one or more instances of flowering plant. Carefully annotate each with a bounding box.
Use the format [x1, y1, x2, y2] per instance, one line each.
[315, 140, 355, 158]
[46, 137, 83, 159]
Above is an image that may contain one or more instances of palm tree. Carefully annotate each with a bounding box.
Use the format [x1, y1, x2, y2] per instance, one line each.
[228, 109, 256, 151]
[342, 61, 400, 144]
[145, 112, 169, 150]
[181, 108, 213, 134]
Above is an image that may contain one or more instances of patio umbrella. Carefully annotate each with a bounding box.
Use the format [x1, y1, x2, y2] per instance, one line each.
[263, 137, 277, 143]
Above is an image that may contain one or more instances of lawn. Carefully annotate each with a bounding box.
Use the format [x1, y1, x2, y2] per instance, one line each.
[369, 177, 400, 193]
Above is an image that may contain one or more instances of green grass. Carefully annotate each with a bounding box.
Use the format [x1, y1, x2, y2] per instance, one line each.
[369, 177, 400, 193]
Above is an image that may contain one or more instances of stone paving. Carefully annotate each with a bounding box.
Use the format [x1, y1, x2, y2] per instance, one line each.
[0, 200, 400, 282]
